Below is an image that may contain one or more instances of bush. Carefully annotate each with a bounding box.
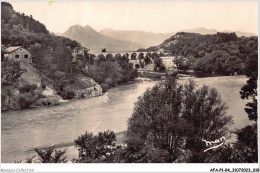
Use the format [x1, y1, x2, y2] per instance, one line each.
[61, 90, 75, 100]
[18, 96, 32, 109]
[100, 83, 111, 93]
[159, 65, 166, 72]
[18, 91, 42, 109]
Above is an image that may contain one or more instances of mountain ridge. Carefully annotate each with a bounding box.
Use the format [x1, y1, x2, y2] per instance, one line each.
[62, 25, 142, 52]
[59, 25, 257, 52]
[99, 28, 173, 49]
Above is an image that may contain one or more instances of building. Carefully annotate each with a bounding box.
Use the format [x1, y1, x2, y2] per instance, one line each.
[72, 47, 88, 57]
[72, 47, 89, 63]
[4, 46, 32, 63]
[161, 56, 177, 69]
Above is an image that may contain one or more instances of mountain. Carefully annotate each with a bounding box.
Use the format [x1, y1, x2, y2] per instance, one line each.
[62, 25, 142, 52]
[62, 25, 257, 52]
[99, 28, 173, 49]
[180, 27, 257, 37]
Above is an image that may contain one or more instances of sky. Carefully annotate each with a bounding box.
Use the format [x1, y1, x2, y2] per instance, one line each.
[10, 1, 258, 34]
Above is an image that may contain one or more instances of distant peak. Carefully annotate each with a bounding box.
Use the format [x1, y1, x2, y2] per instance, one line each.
[72, 24, 83, 28]
[84, 25, 94, 30]
[68, 25, 83, 30]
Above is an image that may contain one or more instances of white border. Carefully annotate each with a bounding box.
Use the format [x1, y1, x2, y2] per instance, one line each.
[1, 163, 259, 172]
[0, 0, 259, 172]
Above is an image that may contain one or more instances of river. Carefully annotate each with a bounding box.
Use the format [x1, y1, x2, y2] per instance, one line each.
[1, 76, 251, 162]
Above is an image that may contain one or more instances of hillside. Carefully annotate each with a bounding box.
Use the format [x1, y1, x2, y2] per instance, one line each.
[141, 32, 258, 75]
[19, 61, 42, 87]
[1, 2, 104, 111]
[62, 25, 142, 52]
[99, 28, 173, 49]
[1, 2, 48, 34]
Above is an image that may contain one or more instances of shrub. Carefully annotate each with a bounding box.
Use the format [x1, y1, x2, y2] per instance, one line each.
[100, 83, 110, 93]
[18, 96, 32, 109]
[62, 90, 75, 100]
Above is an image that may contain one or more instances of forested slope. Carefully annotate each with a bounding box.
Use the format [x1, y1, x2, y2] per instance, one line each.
[140, 32, 258, 75]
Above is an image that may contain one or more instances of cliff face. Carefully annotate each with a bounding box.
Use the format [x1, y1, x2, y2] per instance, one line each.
[68, 74, 103, 99]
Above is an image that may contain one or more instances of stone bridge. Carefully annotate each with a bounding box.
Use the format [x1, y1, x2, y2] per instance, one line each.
[89, 51, 162, 59]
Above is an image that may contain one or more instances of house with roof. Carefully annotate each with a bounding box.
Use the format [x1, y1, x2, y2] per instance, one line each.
[3, 46, 32, 63]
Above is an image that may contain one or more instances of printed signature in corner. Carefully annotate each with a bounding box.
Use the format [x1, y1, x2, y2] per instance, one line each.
[202, 136, 225, 152]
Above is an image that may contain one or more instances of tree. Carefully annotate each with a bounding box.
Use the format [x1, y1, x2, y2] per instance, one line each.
[159, 65, 166, 72]
[126, 78, 232, 162]
[181, 80, 232, 162]
[96, 54, 106, 64]
[173, 56, 189, 71]
[138, 53, 145, 60]
[153, 56, 163, 69]
[131, 53, 137, 60]
[240, 51, 258, 121]
[106, 53, 113, 61]
[140, 61, 145, 68]
[144, 56, 152, 65]
[86, 60, 122, 91]
[151, 52, 159, 59]
[1, 59, 26, 86]
[1, 59, 27, 111]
